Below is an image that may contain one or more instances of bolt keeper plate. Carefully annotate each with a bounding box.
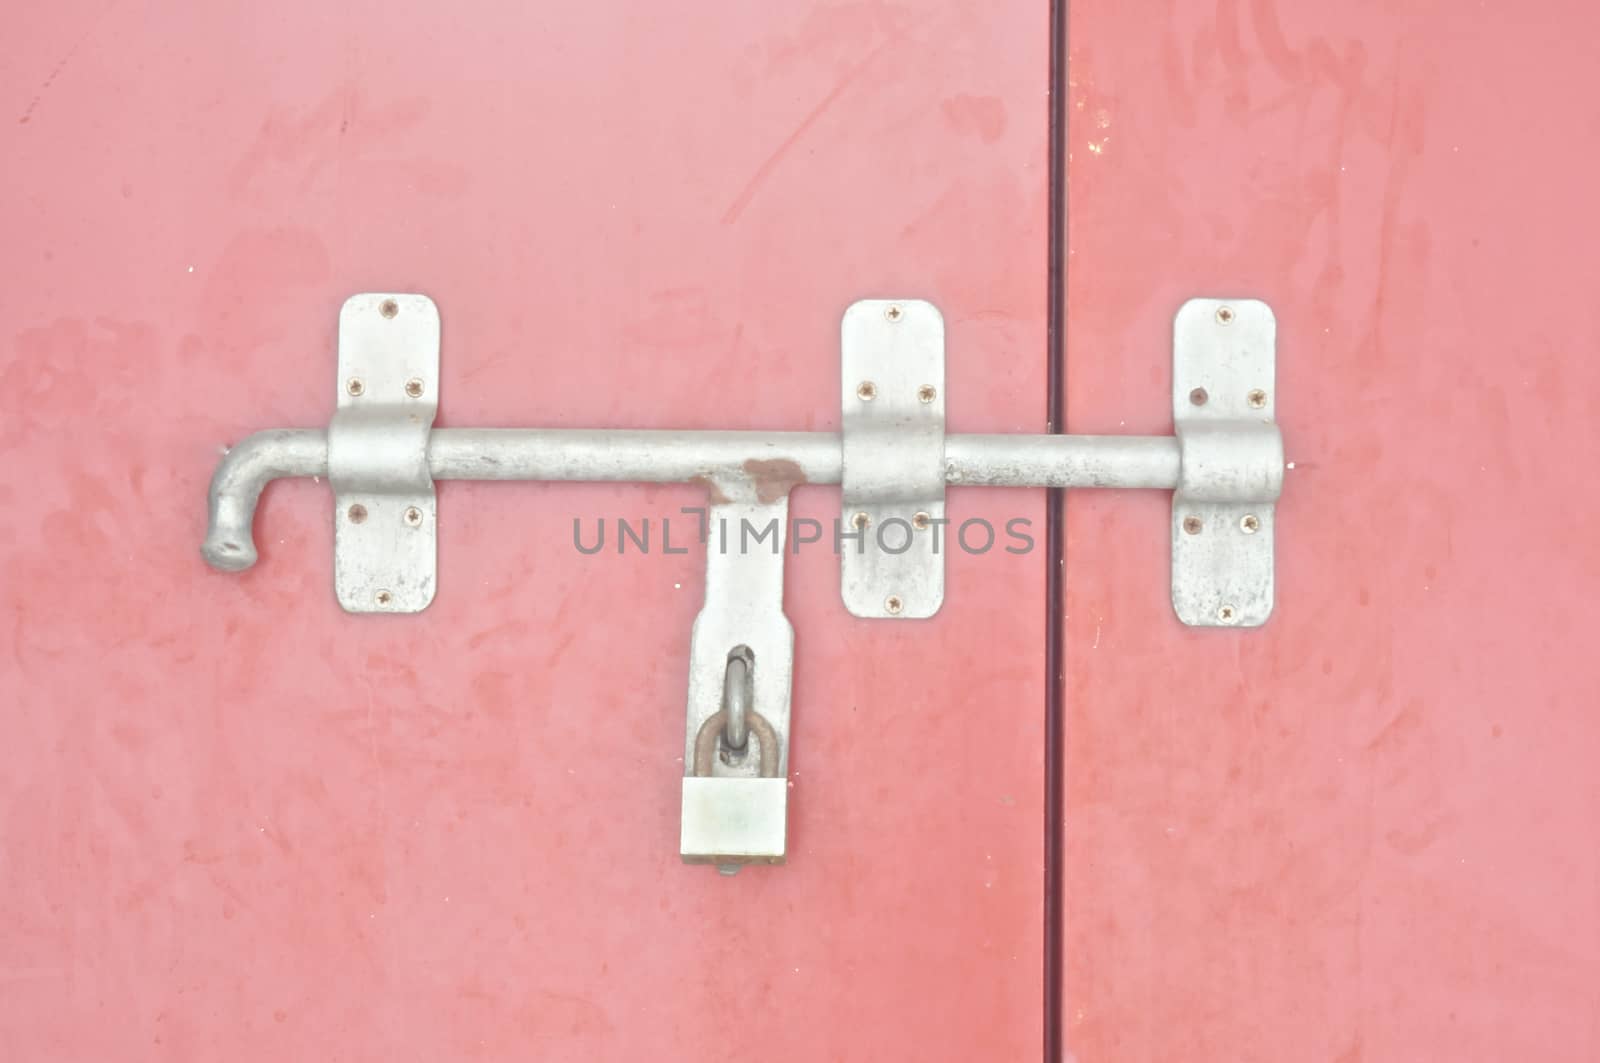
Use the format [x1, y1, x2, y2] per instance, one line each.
[328, 293, 440, 613]
[1172, 298, 1277, 627]
[840, 299, 946, 619]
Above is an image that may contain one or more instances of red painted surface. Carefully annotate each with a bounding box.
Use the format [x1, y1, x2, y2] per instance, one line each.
[1064, 2, 1600, 1061]
[2, 3, 1045, 1060]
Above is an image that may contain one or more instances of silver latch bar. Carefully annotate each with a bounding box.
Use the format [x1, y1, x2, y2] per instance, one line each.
[201, 294, 1285, 870]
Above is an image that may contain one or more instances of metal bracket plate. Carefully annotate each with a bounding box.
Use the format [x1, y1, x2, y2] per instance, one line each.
[1172, 298, 1276, 627]
[840, 299, 946, 619]
[328, 293, 440, 613]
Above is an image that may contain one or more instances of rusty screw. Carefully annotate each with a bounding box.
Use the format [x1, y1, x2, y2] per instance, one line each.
[379, 298, 399, 319]
[1182, 515, 1203, 535]
[346, 377, 365, 397]
[1189, 387, 1208, 406]
[405, 377, 425, 398]
[852, 511, 871, 531]
[1218, 604, 1237, 622]
[857, 381, 878, 401]
[1247, 388, 1268, 409]
[884, 304, 904, 323]
[884, 595, 904, 615]
[1240, 514, 1260, 534]
[1215, 306, 1234, 325]
[912, 511, 932, 530]
[375, 589, 394, 607]
[347, 504, 368, 524]
[404, 506, 423, 526]
[917, 385, 937, 404]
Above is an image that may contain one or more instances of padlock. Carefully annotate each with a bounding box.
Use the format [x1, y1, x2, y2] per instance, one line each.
[680, 649, 787, 869]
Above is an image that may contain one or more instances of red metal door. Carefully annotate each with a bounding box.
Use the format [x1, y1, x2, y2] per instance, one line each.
[3, 2, 1045, 1060]
[1061, 3, 1600, 1060]
[9, 2, 1600, 1061]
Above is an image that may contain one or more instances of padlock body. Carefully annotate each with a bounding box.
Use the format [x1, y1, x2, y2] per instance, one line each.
[680, 777, 788, 864]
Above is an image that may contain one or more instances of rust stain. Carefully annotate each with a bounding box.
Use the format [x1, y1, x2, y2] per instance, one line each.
[688, 474, 731, 507]
[743, 458, 807, 504]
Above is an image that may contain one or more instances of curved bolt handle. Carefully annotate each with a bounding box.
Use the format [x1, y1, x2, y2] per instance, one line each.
[202, 430, 328, 572]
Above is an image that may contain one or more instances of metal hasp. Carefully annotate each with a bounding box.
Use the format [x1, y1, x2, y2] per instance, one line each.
[841, 300, 946, 618]
[200, 292, 1287, 871]
[1171, 299, 1282, 626]
[681, 496, 793, 872]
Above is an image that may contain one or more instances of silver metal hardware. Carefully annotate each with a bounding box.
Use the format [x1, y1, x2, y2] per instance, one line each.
[201, 293, 1287, 870]
[328, 293, 439, 613]
[681, 497, 791, 869]
[722, 646, 754, 751]
[1171, 298, 1281, 627]
[840, 299, 946, 619]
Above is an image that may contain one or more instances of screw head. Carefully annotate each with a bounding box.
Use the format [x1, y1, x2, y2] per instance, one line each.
[379, 298, 400, 319]
[1215, 306, 1234, 325]
[375, 589, 394, 607]
[404, 506, 423, 526]
[917, 384, 937, 404]
[1218, 604, 1237, 622]
[347, 504, 368, 524]
[884, 304, 904, 323]
[1240, 514, 1260, 534]
[405, 377, 425, 398]
[852, 511, 871, 531]
[1247, 388, 1268, 409]
[912, 511, 932, 530]
[1182, 515, 1203, 535]
[856, 381, 878, 401]
[884, 595, 904, 615]
[1189, 387, 1208, 406]
[346, 377, 365, 397]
